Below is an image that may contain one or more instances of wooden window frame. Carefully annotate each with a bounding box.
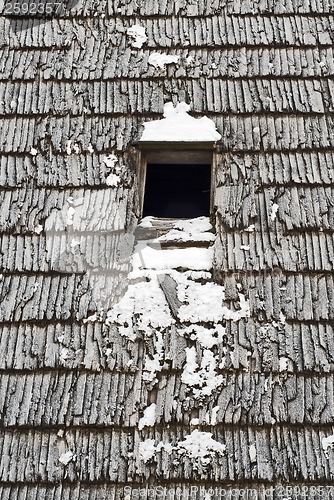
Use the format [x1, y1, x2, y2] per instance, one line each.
[137, 142, 219, 220]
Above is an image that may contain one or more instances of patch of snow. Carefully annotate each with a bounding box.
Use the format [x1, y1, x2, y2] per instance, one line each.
[249, 444, 257, 463]
[138, 216, 153, 228]
[181, 346, 224, 398]
[177, 280, 249, 323]
[177, 430, 225, 466]
[204, 494, 212, 500]
[185, 56, 194, 65]
[174, 217, 212, 233]
[179, 324, 225, 349]
[127, 24, 147, 48]
[106, 277, 174, 339]
[140, 102, 221, 142]
[183, 270, 212, 280]
[158, 217, 215, 243]
[270, 203, 279, 221]
[139, 439, 174, 463]
[139, 439, 157, 462]
[240, 245, 250, 251]
[322, 434, 334, 457]
[30, 147, 38, 156]
[106, 173, 121, 187]
[70, 239, 80, 249]
[132, 243, 213, 272]
[59, 451, 75, 465]
[148, 53, 179, 69]
[138, 431, 225, 468]
[87, 143, 94, 153]
[163, 443, 174, 454]
[138, 403, 156, 430]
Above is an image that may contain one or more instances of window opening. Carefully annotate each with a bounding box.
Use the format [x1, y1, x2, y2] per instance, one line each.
[143, 163, 211, 218]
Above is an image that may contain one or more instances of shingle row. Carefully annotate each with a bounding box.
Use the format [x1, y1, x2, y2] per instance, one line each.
[0, 46, 334, 81]
[0, 78, 329, 116]
[215, 269, 334, 322]
[0, 151, 136, 188]
[1, 483, 334, 500]
[1, 425, 334, 483]
[2, 0, 332, 17]
[0, 273, 128, 322]
[220, 151, 334, 186]
[239, 271, 334, 322]
[0, 270, 333, 323]
[228, 0, 334, 14]
[0, 186, 130, 233]
[228, 320, 334, 374]
[217, 185, 334, 230]
[0, 318, 333, 374]
[2, 15, 334, 50]
[1, 228, 333, 275]
[2, 46, 334, 80]
[215, 230, 334, 272]
[0, 322, 137, 372]
[2, 114, 334, 153]
[1, 369, 334, 427]
[1, 150, 333, 189]
[0, 232, 133, 273]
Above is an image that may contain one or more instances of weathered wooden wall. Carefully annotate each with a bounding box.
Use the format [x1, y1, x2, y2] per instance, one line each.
[1, 0, 334, 498]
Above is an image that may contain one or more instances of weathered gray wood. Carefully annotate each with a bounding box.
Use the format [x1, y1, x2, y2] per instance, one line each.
[158, 273, 182, 319]
[1, 0, 334, 495]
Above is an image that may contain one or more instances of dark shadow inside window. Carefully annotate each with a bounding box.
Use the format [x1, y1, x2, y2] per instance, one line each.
[143, 163, 211, 218]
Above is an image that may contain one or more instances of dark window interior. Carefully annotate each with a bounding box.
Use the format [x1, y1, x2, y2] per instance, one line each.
[143, 163, 211, 218]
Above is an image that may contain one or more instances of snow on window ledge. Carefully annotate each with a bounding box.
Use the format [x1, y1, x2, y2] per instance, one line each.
[139, 102, 221, 143]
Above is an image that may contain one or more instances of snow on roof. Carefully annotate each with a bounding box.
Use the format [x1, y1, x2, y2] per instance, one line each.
[140, 102, 222, 142]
